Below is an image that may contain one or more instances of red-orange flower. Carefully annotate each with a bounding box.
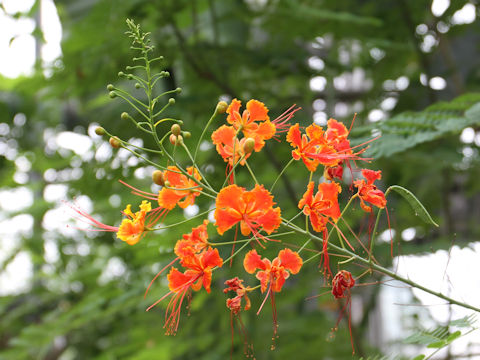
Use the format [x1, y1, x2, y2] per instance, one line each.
[227, 99, 275, 152]
[243, 248, 302, 337]
[174, 219, 210, 260]
[147, 247, 223, 335]
[332, 270, 355, 299]
[298, 181, 341, 233]
[286, 123, 326, 172]
[157, 166, 203, 210]
[354, 169, 387, 212]
[243, 248, 302, 293]
[214, 184, 281, 243]
[211, 125, 252, 166]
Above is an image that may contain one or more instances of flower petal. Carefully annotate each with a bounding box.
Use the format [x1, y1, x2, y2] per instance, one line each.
[278, 248, 303, 274]
[243, 249, 266, 273]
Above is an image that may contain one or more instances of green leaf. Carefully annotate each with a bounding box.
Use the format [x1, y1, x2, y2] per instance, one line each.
[387, 185, 439, 227]
[413, 355, 426, 360]
[446, 330, 462, 342]
[427, 340, 446, 348]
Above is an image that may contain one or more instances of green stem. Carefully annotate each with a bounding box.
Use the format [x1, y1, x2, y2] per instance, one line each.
[245, 160, 258, 185]
[282, 220, 480, 314]
[193, 110, 219, 162]
[150, 209, 213, 231]
[270, 158, 294, 192]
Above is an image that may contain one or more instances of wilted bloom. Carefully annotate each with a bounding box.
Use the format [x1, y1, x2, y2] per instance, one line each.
[211, 125, 252, 166]
[227, 99, 275, 152]
[157, 166, 203, 210]
[244, 248, 303, 293]
[224, 277, 251, 315]
[332, 270, 355, 299]
[147, 247, 223, 335]
[354, 169, 387, 212]
[214, 184, 281, 245]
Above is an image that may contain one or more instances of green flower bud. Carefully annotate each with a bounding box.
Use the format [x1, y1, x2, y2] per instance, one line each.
[121, 112, 129, 121]
[175, 87, 182, 93]
[152, 170, 165, 186]
[118, 71, 124, 77]
[107, 84, 115, 91]
[215, 101, 228, 115]
[168, 98, 175, 105]
[135, 83, 141, 89]
[109, 91, 117, 99]
[171, 124, 181, 136]
[243, 138, 255, 154]
[164, 180, 171, 188]
[95, 127, 106, 136]
[183, 131, 191, 139]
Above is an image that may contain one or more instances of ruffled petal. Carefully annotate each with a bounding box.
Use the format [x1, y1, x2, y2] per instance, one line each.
[226, 98, 242, 125]
[167, 267, 194, 292]
[243, 249, 266, 273]
[278, 248, 303, 274]
[246, 99, 270, 122]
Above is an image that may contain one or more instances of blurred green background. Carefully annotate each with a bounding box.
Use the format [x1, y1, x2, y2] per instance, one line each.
[1, 0, 480, 359]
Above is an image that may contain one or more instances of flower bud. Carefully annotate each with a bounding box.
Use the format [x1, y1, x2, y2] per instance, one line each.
[109, 91, 117, 99]
[175, 87, 182, 93]
[176, 135, 183, 144]
[168, 98, 175, 105]
[107, 84, 115, 91]
[95, 127, 106, 136]
[215, 101, 228, 115]
[118, 71, 124, 77]
[169, 134, 177, 145]
[243, 138, 255, 154]
[121, 112, 130, 121]
[164, 180, 171, 188]
[135, 83, 141, 89]
[152, 170, 165, 186]
[171, 124, 181, 136]
[183, 131, 191, 139]
[109, 136, 121, 148]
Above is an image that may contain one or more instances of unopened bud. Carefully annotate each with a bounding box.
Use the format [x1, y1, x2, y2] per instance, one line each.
[243, 138, 255, 154]
[121, 112, 129, 121]
[215, 101, 228, 115]
[109, 136, 121, 148]
[171, 124, 181, 136]
[152, 170, 165, 186]
[169, 134, 177, 145]
[107, 84, 115, 91]
[127, 74, 133, 80]
[109, 91, 117, 99]
[175, 87, 182, 93]
[168, 98, 175, 105]
[183, 131, 191, 139]
[164, 180, 171, 187]
[95, 127, 106, 136]
[135, 83, 141, 89]
[118, 71, 124, 77]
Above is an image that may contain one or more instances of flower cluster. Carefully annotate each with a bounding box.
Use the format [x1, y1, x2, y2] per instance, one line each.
[77, 96, 390, 354]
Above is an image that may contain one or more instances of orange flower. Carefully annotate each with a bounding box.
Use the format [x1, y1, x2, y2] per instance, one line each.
[354, 169, 387, 212]
[174, 219, 210, 259]
[67, 200, 155, 246]
[244, 248, 302, 293]
[331, 270, 355, 299]
[147, 247, 223, 335]
[211, 125, 252, 166]
[286, 123, 325, 172]
[298, 181, 341, 233]
[227, 99, 275, 152]
[157, 166, 203, 210]
[117, 200, 152, 245]
[214, 184, 281, 243]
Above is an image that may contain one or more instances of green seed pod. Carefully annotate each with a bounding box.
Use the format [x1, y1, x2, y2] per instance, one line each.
[106, 84, 114, 91]
[243, 137, 255, 154]
[171, 124, 181, 136]
[109, 91, 117, 99]
[121, 112, 129, 121]
[109, 136, 121, 148]
[216, 101, 228, 115]
[95, 127, 106, 136]
[152, 170, 165, 186]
